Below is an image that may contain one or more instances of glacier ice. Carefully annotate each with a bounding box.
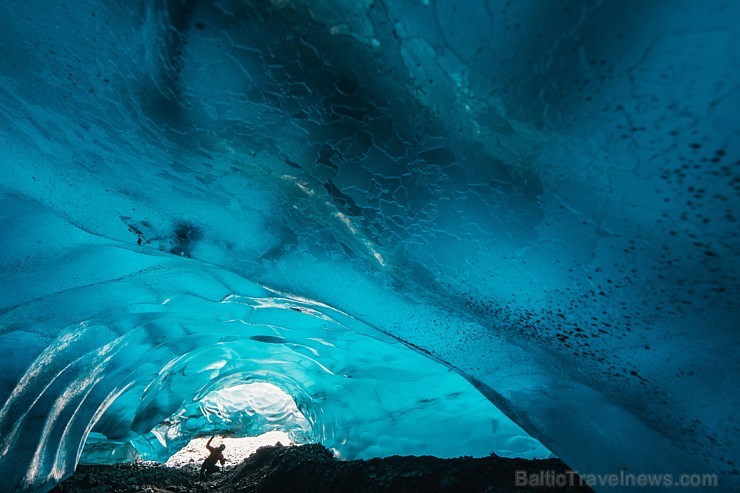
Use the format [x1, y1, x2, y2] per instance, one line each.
[0, 0, 738, 491]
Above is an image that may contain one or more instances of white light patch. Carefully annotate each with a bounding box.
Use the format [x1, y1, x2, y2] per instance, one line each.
[334, 211, 357, 234]
[372, 250, 386, 266]
[281, 175, 315, 196]
[335, 212, 386, 267]
[165, 431, 293, 468]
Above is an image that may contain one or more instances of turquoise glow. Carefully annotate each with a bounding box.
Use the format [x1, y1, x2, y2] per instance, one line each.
[0, 1, 737, 491]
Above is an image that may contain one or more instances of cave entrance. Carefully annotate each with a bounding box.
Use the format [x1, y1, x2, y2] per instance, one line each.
[164, 431, 293, 467]
[127, 381, 312, 464]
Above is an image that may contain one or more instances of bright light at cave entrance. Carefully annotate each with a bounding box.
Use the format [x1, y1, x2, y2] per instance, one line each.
[130, 382, 311, 463]
[165, 431, 293, 468]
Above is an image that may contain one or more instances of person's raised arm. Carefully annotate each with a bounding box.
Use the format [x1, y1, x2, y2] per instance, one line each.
[206, 436, 215, 451]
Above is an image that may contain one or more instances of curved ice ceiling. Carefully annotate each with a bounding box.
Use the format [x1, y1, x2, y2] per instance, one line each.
[0, 0, 738, 491]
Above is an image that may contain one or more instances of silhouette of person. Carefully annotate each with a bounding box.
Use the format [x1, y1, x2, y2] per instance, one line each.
[199, 436, 226, 479]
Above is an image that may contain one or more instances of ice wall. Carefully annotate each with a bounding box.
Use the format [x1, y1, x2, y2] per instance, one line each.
[0, 200, 551, 492]
[0, 0, 738, 491]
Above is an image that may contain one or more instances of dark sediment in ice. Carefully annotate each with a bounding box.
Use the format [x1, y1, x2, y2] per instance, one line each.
[53, 444, 594, 492]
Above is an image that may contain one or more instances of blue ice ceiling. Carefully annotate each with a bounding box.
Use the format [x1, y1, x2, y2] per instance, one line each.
[0, 0, 738, 491]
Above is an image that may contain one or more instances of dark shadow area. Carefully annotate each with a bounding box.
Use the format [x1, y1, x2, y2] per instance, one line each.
[53, 443, 594, 492]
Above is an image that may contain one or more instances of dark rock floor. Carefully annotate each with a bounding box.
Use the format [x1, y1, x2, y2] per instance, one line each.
[52, 443, 595, 492]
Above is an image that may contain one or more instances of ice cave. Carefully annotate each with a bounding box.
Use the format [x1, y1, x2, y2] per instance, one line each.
[0, 0, 737, 491]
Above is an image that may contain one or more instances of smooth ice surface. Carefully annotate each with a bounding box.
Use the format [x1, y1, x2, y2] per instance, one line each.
[0, 247, 550, 492]
[0, 0, 738, 491]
